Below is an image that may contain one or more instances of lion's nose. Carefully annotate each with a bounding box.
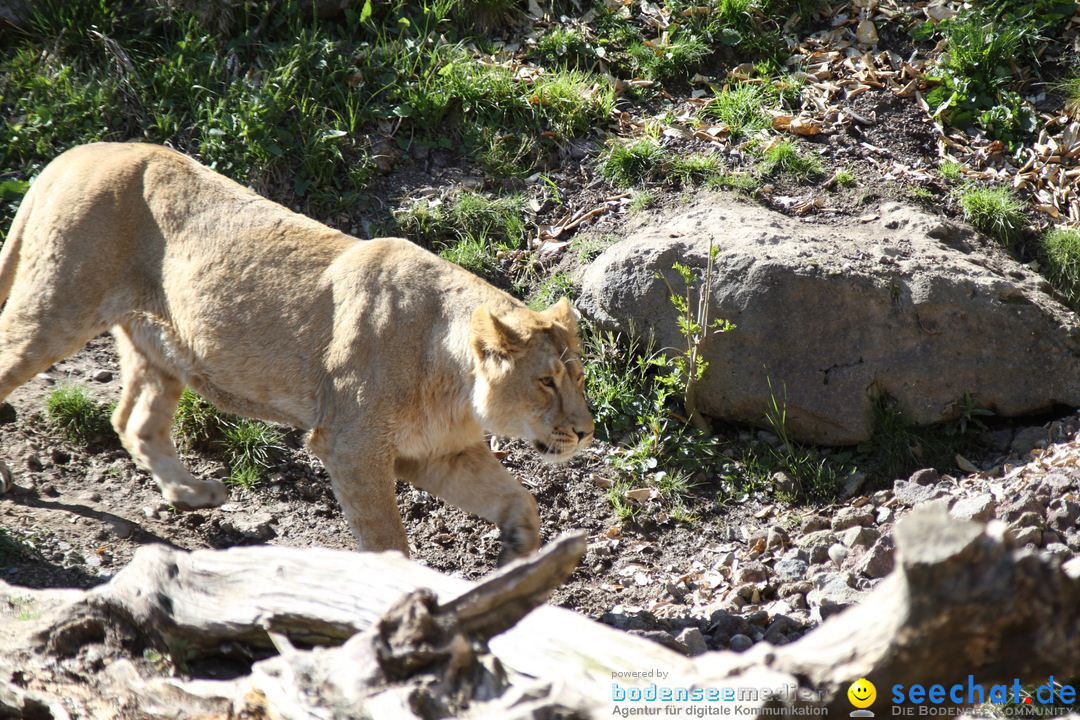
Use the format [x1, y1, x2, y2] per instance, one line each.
[574, 427, 592, 441]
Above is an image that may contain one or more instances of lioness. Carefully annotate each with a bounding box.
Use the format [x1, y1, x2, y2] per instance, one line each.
[0, 143, 593, 563]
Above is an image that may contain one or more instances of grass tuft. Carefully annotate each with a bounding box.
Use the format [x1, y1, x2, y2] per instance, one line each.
[47, 385, 113, 444]
[1042, 227, 1080, 309]
[762, 140, 823, 180]
[703, 83, 774, 138]
[599, 137, 666, 188]
[957, 185, 1025, 245]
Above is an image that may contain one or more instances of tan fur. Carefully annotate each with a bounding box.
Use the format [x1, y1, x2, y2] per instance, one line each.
[0, 143, 593, 563]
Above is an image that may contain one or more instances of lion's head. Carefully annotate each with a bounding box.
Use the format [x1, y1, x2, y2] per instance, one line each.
[470, 298, 594, 463]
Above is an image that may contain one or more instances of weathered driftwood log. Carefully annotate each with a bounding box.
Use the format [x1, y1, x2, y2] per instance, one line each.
[4, 506, 1080, 719]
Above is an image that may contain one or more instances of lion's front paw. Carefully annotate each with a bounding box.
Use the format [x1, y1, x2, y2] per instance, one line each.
[497, 521, 540, 567]
[163, 478, 228, 510]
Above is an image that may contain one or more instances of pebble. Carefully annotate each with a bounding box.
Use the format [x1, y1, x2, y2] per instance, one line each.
[1009, 526, 1042, 547]
[840, 526, 879, 548]
[892, 479, 941, 506]
[854, 537, 896, 579]
[831, 506, 874, 531]
[729, 634, 753, 652]
[909, 468, 940, 486]
[827, 543, 849, 567]
[219, 512, 276, 540]
[676, 627, 708, 656]
[949, 493, 996, 523]
[774, 557, 809, 582]
[107, 519, 134, 539]
[25, 454, 43, 472]
[91, 369, 113, 383]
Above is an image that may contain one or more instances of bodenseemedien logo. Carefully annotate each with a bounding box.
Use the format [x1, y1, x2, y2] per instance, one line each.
[848, 678, 876, 717]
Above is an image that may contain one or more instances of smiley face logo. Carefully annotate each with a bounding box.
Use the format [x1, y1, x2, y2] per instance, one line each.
[848, 678, 876, 709]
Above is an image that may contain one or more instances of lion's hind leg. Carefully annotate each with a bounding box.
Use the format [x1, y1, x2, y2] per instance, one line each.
[112, 326, 227, 510]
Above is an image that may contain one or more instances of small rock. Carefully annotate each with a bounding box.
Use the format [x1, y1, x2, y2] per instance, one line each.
[840, 526, 879, 548]
[841, 471, 867, 499]
[0, 403, 15, 425]
[676, 627, 708, 657]
[1040, 473, 1074, 495]
[854, 536, 896, 579]
[950, 493, 997, 523]
[808, 543, 830, 565]
[50, 448, 71, 465]
[735, 561, 768, 585]
[91, 369, 113, 383]
[771, 471, 799, 497]
[998, 494, 1045, 522]
[831, 506, 874, 531]
[774, 557, 809, 581]
[1044, 542, 1071, 558]
[1012, 511, 1044, 529]
[875, 507, 894, 524]
[25, 455, 43, 473]
[766, 526, 789, 551]
[827, 543, 849, 567]
[909, 468, 940, 486]
[801, 514, 829, 533]
[1009, 525, 1042, 547]
[1011, 426, 1047, 455]
[107, 519, 134, 539]
[729, 634, 754, 652]
[807, 574, 864, 621]
[627, 629, 688, 654]
[795, 529, 836, 548]
[1047, 499, 1080, 531]
[220, 512, 276, 540]
[892, 479, 942, 506]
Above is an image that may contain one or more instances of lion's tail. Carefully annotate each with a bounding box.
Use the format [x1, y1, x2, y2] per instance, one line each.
[0, 184, 32, 309]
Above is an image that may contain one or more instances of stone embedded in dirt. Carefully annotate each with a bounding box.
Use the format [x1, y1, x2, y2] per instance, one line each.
[909, 468, 941, 486]
[90, 369, 113, 383]
[626, 629, 688, 654]
[839, 526, 879, 548]
[25, 454, 42, 473]
[831, 506, 874, 531]
[734, 561, 768, 585]
[50, 449, 71, 465]
[854, 536, 896, 579]
[1009, 526, 1043, 548]
[578, 199, 1080, 444]
[1011, 426, 1048, 456]
[766, 526, 789, 551]
[220, 512, 276, 541]
[806, 574, 864, 622]
[107, 520, 135, 540]
[728, 633, 754, 652]
[770, 471, 799, 497]
[998, 494, 1046, 522]
[676, 627, 708, 656]
[801, 515, 829, 533]
[1047, 499, 1080, 531]
[1041, 473, 1075, 495]
[841, 471, 867, 499]
[950, 493, 997, 523]
[892, 479, 944, 506]
[774, 557, 809, 582]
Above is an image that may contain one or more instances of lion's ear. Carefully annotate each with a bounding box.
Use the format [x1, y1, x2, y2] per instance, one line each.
[471, 307, 526, 361]
[541, 297, 578, 333]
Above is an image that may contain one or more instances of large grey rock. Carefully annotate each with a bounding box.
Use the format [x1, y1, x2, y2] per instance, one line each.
[578, 198, 1080, 444]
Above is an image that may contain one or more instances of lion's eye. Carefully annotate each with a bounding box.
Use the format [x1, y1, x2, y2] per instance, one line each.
[539, 376, 556, 390]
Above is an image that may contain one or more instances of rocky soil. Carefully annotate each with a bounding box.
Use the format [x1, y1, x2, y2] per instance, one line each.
[3, 331, 1079, 669]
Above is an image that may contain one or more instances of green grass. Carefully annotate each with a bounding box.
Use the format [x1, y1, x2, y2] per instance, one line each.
[706, 171, 759, 193]
[670, 153, 723, 186]
[46, 385, 113, 444]
[833, 168, 856, 187]
[939, 161, 964, 182]
[762, 140, 823, 181]
[628, 190, 655, 213]
[0, 529, 38, 564]
[173, 388, 281, 487]
[599, 137, 666, 188]
[702, 83, 775, 138]
[1042, 227, 1080, 309]
[535, 27, 593, 68]
[571, 234, 618, 264]
[527, 271, 575, 311]
[908, 186, 934, 202]
[395, 190, 526, 250]
[958, 185, 1026, 245]
[600, 139, 723, 188]
[439, 232, 501, 279]
[173, 388, 225, 450]
[628, 33, 710, 82]
[221, 419, 283, 488]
